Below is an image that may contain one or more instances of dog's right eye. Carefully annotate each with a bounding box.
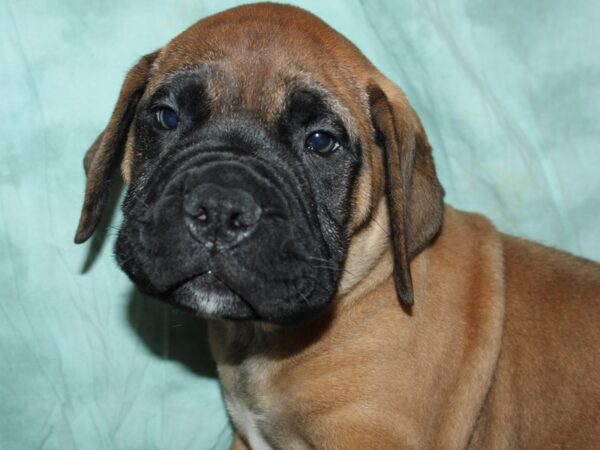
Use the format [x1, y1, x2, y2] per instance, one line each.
[155, 107, 179, 130]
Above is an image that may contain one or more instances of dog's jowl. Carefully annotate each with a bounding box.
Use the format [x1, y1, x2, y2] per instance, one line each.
[75, 3, 600, 449]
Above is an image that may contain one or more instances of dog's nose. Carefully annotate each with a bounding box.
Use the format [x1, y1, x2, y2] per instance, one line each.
[183, 183, 262, 249]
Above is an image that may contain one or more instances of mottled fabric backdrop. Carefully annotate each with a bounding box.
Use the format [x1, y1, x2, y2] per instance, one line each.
[1, 0, 598, 448]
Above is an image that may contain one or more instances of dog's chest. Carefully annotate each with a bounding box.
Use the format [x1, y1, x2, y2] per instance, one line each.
[210, 323, 311, 449]
[220, 359, 294, 450]
[224, 390, 275, 450]
[219, 352, 319, 450]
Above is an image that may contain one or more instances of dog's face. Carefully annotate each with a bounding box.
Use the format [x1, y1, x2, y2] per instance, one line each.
[75, 3, 444, 326]
[115, 48, 364, 325]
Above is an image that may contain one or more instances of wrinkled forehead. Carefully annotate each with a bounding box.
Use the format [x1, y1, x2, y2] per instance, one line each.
[148, 63, 357, 128]
[145, 9, 371, 131]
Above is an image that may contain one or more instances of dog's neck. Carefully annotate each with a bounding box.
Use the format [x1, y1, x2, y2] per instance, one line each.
[207, 196, 395, 360]
[208, 206, 507, 448]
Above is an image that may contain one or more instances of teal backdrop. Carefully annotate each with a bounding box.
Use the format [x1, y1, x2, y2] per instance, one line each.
[1, 1, 599, 449]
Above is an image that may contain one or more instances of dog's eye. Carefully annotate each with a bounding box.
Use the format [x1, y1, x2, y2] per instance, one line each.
[155, 107, 179, 130]
[305, 131, 340, 155]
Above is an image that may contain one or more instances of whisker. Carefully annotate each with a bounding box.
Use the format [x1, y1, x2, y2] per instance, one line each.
[308, 263, 357, 278]
[305, 256, 334, 263]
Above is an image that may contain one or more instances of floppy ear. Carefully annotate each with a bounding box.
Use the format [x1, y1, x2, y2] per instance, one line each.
[368, 80, 444, 306]
[74, 51, 159, 244]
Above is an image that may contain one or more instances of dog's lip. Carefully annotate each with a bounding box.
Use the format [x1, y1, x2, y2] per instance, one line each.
[162, 269, 211, 295]
[207, 270, 260, 317]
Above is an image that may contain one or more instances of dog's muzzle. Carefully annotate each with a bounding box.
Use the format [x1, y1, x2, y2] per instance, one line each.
[115, 149, 337, 325]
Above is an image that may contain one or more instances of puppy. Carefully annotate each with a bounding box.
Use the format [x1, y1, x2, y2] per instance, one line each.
[75, 3, 600, 449]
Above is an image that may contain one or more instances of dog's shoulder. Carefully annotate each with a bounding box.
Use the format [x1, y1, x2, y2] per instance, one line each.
[456, 212, 600, 449]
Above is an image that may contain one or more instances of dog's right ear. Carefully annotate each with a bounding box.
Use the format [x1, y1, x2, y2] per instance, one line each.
[74, 51, 159, 244]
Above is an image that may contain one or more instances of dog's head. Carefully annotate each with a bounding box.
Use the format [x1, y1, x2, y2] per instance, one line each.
[75, 3, 444, 325]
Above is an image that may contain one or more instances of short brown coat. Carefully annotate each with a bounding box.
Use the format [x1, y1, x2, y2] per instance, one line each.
[76, 4, 600, 449]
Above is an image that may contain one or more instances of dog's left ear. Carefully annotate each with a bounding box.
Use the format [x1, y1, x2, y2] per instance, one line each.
[74, 51, 159, 244]
[368, 79, 444, 306]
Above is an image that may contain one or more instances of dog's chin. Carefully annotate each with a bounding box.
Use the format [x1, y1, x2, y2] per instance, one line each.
[139, 269, 332, 326]
[157, 272, 258, 321]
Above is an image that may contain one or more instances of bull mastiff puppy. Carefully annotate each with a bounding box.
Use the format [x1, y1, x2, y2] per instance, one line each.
[75, 3, 600, 449]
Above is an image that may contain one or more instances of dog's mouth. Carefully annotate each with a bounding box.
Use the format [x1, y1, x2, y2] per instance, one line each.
[162, 270, 259, 321]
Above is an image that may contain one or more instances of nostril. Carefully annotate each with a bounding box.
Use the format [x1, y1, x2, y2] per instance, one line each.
[230, 213, 244, 229]
[197, 207, 209, 223]
[229, 205, 262, 229]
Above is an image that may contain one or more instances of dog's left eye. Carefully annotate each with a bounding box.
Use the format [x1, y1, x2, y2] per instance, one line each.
[155, 107, 179, 130]
[305, 131, 340, 155]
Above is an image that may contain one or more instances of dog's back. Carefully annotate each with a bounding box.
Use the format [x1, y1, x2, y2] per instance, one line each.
[469, 235, 600, 449]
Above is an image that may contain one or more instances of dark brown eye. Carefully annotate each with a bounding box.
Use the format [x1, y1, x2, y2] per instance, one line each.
[305, 131, 340, 155]
[155, 107, 179, 130]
